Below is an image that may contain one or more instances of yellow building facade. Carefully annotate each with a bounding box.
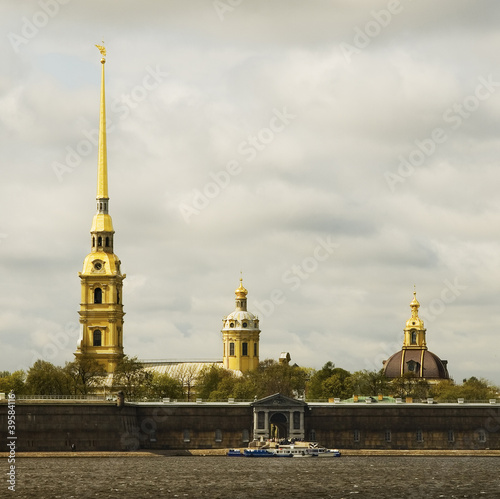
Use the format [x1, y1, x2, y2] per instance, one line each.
[221, 279, 261, 372]
[75, 48, 125, 374]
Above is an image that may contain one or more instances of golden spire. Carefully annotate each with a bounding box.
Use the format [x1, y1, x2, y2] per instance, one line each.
[90, 42, 113, 235]
[410, 289, 420, 317]
[405, 288, 424, 329]
[96, 43, 108, 200]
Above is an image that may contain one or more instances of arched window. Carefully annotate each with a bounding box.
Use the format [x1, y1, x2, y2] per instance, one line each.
[98, 236, 102, 246]
[92, 237, 95, 247]
[93, 330, 102, 346]
[242, 342, 248, 356]
[411, 330, 417, 344]
[229, 343, 235, 356]
[105, 237, 110, 247]
[94, 288, 102, 304]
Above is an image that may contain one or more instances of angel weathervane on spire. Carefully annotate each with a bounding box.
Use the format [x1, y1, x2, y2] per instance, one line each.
[95, 42, 106, 62]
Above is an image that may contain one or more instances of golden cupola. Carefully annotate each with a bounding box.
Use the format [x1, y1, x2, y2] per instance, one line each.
[383, 289, 449, 381]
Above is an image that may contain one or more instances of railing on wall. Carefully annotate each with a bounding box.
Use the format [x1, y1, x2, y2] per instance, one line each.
[15, 395, 108, 401]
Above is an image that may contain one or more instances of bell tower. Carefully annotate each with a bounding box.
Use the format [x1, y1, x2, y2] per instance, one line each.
[75, 45, 125, 374]
[403, 290, 427, 350]
[222, 279, 261, 372]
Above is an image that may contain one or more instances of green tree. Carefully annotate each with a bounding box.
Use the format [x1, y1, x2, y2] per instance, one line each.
[306, 362, 352, 400]
[349, 369, 389, 396]
[112, 356, 150, 399]
[196, 365, 236, 400]
[245, 360, 309, 399]
[460, 377, 498, 401]
[145, 372, 183, 400]
[390, 373, 430, 400]
[207, 376, 239, 400]
[0, 371, 26, 395]
[25, 360, 71, 395]
[64, 355, 106, 395]
[430, 377, 498, 402]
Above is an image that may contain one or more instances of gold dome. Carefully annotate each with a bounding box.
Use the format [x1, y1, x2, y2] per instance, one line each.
[235, 278, 248, 299]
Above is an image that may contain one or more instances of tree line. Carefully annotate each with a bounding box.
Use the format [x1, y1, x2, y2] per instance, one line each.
[0, 357, 498, 402]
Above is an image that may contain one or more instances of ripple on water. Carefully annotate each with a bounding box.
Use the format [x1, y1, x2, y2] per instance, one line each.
[11, 456, 500, 499]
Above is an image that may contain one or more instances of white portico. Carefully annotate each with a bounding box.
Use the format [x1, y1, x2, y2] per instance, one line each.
[251, 393, 307, 441]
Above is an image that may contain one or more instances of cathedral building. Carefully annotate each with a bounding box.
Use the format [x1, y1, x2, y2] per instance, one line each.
[74, 47, 125, 374]
[72, 49, 451, 387]
[383, 291, 449, 381]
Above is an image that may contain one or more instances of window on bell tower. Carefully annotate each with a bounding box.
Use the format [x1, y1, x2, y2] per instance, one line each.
[94, 288, 102, 304]
[98, 236, 102, 246]
[411, 330, 417, 344]
[229, 343, 235, 356]
[242, 343, 248, 356]
[93, 330, 102, 346]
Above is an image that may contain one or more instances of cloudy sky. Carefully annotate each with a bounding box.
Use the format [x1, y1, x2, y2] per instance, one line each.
[2, 0, 500, 386]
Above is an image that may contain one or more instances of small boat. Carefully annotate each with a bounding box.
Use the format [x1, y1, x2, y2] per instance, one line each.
[273, 446, 313, 458]
[310, 447, 341, 458]
[243, 448, 277, 457]
[272, 441, 341, 458]
[227, 441, 341, 458]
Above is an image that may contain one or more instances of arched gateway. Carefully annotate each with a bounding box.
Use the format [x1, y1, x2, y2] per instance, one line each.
[251, 393, 307, 441]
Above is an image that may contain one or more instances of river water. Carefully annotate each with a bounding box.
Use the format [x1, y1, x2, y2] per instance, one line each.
[9, 456, 500, 498]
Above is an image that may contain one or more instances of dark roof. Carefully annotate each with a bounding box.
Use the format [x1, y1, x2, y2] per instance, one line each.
[383, 349, 449, 379]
